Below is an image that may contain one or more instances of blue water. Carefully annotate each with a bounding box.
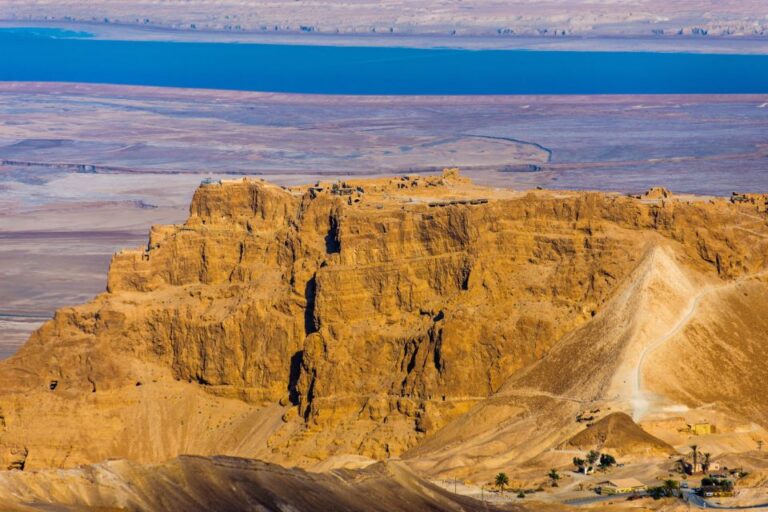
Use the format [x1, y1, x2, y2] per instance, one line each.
[1, 28, 768, 94]
[0, 27, 92, 38]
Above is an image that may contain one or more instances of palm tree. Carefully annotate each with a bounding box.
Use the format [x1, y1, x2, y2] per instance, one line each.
[599, 453, 616, 471]
[548, 468, 561, 487]
[703, 452, 711, 473]
[662, 479, 680, 497]
[690, 445, 699, 473]
[586, 450, 600, 467]
[495, 472, 509, 494]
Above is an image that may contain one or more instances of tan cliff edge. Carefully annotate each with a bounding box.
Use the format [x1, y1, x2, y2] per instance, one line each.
[0, 169, 767, 483]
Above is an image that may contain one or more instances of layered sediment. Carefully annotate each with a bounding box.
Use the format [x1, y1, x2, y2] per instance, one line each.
[1, 170, 767, 472]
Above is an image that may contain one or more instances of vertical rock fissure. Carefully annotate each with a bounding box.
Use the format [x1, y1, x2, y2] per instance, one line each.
[432, 326, 444, 374]
[303, 372, 317, 421]
[325, 214, 341, 254]
[303, 276, 318, 337]
[287, 350, 304, 405]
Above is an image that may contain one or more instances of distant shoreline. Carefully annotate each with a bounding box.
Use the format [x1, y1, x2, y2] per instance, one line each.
[2, 19, 768, 54]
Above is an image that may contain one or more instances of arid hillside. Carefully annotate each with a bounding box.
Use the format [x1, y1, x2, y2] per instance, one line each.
[0, 170, 767, 508]
[566, 413, 675, 456]
[0, 456, 515, 512]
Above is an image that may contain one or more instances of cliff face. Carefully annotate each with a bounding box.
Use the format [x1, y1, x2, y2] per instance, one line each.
[1, 171, 767, 470]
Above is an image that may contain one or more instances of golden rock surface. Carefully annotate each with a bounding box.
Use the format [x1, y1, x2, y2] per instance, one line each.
[1, 170, 767, 477]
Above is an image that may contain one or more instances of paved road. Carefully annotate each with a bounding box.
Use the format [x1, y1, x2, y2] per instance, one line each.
[683, 490, 768, 510]
[565, 491, 768, 509]
[564, 492, 646, 506]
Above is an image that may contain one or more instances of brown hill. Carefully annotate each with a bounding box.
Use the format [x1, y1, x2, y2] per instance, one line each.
[0, 456, 511, 512]
[566, 412, 676, 456]
[1, 170, 767, 480]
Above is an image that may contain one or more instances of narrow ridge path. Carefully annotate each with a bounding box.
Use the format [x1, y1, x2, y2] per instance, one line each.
[632, 285, 712, 421]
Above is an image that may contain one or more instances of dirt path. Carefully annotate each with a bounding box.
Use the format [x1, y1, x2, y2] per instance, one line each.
[632, 285, 713, 421]
[503, 388, 590, 404]
[632, 267, 768, 421]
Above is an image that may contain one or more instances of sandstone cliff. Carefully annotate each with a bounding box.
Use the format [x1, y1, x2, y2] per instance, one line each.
[1, 171, 767, 474]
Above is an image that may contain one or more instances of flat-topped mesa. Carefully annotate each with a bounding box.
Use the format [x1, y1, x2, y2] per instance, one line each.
[107, 178, 303, 293]
[106, 170, 478, 293]
[3, 171, 768, 469]
[190, 177, 299, 228]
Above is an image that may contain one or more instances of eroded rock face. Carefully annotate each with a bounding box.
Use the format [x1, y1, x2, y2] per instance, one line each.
[1, 171, 767, 469]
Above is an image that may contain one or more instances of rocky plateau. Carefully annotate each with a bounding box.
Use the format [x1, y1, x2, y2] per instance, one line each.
[1, 169, 768, 510]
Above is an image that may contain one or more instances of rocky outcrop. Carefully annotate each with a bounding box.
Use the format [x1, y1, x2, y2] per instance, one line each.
[731, 192, 768, 213]
[1, 170, 767, 470]
[643, 186, 673, 200]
